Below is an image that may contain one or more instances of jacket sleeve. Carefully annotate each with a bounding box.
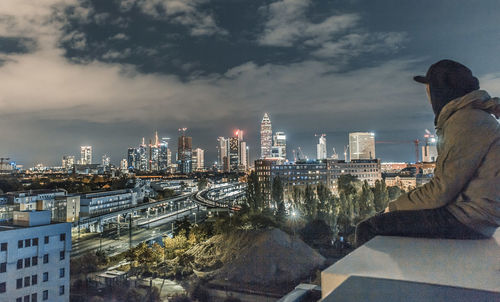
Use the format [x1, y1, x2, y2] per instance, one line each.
[388, 110, 496, 211]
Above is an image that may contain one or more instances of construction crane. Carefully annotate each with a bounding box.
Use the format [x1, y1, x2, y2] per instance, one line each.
[343, 145, 349, 161]
[376, 140, 420, 164]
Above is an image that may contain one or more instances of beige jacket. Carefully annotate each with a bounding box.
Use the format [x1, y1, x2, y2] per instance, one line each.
[388, 90, 500, 236]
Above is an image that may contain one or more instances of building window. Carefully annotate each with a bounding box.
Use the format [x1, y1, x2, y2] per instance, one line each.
[16, 278, 22, 289]
[24, 295, 29, 302]
[17, 259, 23, 269]
[44, 236, 49, 244]
[32, 238, 38, 246]
[59, 251, 65, 260]
[24, 239, 31, 247]
[24, 258, 31, 268]
[60, 233, 66, 241]
[59, 285, 65, 295]
[0, 243, 7, 251]
[43, 272, 48, 282]
[0, 282, 5, 293]
[32, 256, 38, 266]
[42, 290, 48, 301]
[24, 276, 30, 287]
[59, 268, 65, 278]
[43, 254, 48, 264]
[31, 293, 37, 302]
[16, 298, 22, 302]
[31, 275, 37, 285]
[0, 262, 6, 273]
[18, 240, 23, 249]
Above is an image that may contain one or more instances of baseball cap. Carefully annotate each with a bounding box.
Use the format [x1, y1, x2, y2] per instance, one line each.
[414, 59, 479, 90]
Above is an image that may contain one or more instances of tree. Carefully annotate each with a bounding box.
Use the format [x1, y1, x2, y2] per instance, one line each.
[358, 180, 375, 221]
[275, 201, 286, 225]
[291, 186, 303, 214]
[388, 186, 403, 201]
[197, 178, 208, 191]
[246, 171, 263, 212]
[174, 216, 192, 237]
[303, 184, 317, 221]
[337, 174, 360, 196]
[316, 182, 331, 221]
[271, 176, 284, 206]
[373, 179, 389, 211]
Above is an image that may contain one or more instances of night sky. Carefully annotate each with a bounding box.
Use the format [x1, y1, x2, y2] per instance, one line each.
[1, 0, 500, 167]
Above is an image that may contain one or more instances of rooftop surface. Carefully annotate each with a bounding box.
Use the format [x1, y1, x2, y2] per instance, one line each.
[322, 229, 500, 299]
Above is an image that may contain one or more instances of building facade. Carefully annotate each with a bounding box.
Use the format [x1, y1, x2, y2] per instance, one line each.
[317, 134, 327, 160]
[255, 158, 382, 199]
[272, 131, 286, 159]
[0, 211, 71, 302]
[260, 113, 272, 159]
[349, 132, 376, 160]
[80, 189, 138, 217]
[80, 146, 92, 165]
[61, 156, 75, 171]
[192, 148, 205, 171]
[178, 135, 192, 174]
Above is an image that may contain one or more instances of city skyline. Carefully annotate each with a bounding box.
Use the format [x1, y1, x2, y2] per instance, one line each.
[1, 1, 500, 166]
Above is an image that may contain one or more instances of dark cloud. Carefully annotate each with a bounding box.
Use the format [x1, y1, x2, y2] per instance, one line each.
[0, 0, 499, 168]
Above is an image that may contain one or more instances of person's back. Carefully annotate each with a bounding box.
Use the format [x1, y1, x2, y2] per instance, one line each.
[355, 59, 500, 246]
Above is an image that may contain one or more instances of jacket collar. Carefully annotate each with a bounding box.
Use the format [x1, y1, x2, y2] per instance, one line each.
[436, 90, 500, 130]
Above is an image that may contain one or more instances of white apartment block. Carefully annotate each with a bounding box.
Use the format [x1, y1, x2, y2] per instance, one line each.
[0, 211, 71, 302]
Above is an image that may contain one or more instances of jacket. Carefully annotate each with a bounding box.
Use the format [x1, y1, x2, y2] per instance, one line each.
[388, 90, 500, 237]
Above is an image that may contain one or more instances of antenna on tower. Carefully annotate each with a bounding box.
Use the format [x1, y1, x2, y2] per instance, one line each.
[178, 128, 187, 136]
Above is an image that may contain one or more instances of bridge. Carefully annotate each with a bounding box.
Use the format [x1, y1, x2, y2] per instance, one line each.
[192, 182, 246, 210]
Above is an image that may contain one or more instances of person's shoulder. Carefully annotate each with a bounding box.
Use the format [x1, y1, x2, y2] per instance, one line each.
[446, 108, 499, 139]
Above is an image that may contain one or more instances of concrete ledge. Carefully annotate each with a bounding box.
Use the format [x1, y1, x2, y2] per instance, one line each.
[321, 229, 500, 299]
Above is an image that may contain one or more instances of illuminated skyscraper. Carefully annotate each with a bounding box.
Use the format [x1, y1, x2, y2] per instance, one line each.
[80, 146, 92, 164]
[217, 137, 229, 172]
[272, 131, 286, 159]
[193, 148, 205, 171]
[102, 154, 111, 167]
[316, 134, 327, 160]
[260, 113, 272, 159]
[62, 155, 75, 170]
[349, 132, 376, 160]
[178, 129, 192, 174]
[159, 137, 171, 171]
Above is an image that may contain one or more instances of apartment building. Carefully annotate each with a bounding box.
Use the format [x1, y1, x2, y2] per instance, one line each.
[0, 211, 71, 302]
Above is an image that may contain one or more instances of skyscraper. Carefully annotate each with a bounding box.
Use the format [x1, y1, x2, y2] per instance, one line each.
[61, 155, 75, 170]
[349, 132, 376, 160]
[317, 134, 327, 160]
[272, 131, 286, 159]
[80, 146, 92, 164]
[159, 137, 171, 171]
[102, 154, 110, 167]
[178, 129, 192, 174]
[192, 148, 205, 171]
[260, 113, 272, 159]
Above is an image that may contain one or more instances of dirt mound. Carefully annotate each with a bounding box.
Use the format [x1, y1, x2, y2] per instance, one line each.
[186, 228, 325, 285]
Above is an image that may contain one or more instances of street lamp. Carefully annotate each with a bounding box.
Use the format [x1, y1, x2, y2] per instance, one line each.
[193, 212, 197, 225]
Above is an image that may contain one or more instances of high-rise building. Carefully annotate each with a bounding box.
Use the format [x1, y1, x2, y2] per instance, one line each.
[120, 158, 128, 171]
[217, 137, 229, 172]
[272, 131, 286, 159]
[178, 131, 192, 174]
[159, 137, 171, 171]
[260, 113, 272, 159]
[138, 138, 148, 171]
[422, 134, 438, 163]
[0, 210, 71, 302]
[80, 146, 92, 165]
[229, 137, 240, 171]
[192, 148, 205, 171]
[317, 134, 327, 160]
[240, 141, 248, 169]
[61, 156, 75, 170]
[101, 154, 110, 167]
[349, 132, 376, 160]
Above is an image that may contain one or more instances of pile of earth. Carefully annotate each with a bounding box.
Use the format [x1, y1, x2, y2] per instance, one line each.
[184, 227, 325, 286]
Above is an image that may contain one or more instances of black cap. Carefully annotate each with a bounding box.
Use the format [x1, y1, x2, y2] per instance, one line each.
[414, 59, 479, 90]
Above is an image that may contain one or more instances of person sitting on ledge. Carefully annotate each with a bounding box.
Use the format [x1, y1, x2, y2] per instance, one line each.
[355, 59, 500, 247]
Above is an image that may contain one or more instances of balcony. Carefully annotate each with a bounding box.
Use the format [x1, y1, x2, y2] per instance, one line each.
[321, 229, 500, 301]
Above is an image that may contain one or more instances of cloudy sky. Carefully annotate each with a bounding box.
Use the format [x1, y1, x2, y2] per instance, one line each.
[1, 0, 500, 167]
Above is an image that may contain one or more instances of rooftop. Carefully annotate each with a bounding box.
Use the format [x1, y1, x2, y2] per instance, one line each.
[321, 229, 500, 301]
